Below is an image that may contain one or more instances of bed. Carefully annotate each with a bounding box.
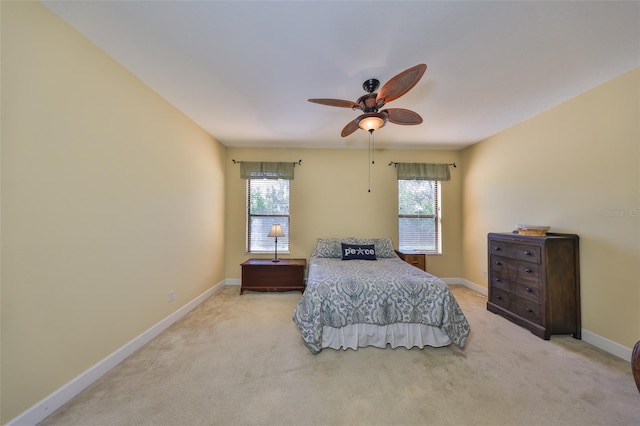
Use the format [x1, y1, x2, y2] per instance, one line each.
[292, 237, 470, 353]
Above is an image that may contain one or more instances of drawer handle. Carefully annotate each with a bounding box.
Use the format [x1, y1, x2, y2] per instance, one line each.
[495, 278, 502, 282]
[526, 307, 533, 313]
[495, 261, 502, 266]
[493, 246, 501, 251]
[525, 287, 532, 293]
[524, 250, 531, 256]
[496, 295, 502, 300]
[525, 268, 532, 273]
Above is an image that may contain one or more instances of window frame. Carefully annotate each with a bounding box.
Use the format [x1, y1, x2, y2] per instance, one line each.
[397, 179, 442, 254]
[246, 178, 290, 254]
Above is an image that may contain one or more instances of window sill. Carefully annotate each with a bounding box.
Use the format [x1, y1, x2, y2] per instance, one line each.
[247, 251, 292, 255]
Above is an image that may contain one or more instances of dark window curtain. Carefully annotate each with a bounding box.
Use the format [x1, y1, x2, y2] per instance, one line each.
[396, 163, 450, 181]
[240, 162, 295, 180]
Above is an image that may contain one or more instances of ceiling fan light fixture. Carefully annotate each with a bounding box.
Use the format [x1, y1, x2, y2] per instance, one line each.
[309, 64, 427, 137]
[357, 113, 387, 132]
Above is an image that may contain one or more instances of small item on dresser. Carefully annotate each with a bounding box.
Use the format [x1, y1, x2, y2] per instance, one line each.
[515, 224, 550, 236]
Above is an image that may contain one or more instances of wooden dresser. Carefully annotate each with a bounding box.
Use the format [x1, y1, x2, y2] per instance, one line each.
[395, 250, 426, 271]
[487, 232, 581, 340]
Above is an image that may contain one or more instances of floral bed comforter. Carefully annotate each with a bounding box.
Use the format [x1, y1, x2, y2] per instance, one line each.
[292, 256, 470, 353]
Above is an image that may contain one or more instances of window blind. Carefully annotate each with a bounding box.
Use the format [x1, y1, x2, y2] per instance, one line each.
[398, 179, 441, 253]
[247, 179, 290, 252]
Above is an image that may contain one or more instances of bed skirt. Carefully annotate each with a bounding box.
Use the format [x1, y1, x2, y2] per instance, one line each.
[321, 323, 452, 351]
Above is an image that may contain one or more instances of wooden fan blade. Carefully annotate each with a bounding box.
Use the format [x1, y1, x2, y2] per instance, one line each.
[308, 98, 361, 109]
[376, 64, 427, 105]
[384, 108, 423, 125]
[341, 119, 360, 137]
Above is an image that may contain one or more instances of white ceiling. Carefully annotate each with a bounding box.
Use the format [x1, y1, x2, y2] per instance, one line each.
[42, 1, 639, 150]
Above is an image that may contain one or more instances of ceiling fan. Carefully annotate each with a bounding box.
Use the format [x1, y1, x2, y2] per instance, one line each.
[309, 64, 427, 137]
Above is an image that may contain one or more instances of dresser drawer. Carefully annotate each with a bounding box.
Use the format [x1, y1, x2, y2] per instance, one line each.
[489, 241, 509, 257]
[490, 255, 509, 275]
[490, 287, 512, 310]
[489, 272, 512, 292]
[509, 244, 541, 264]
[491, 241, 540, 264]
[515, 299, 541, 324]
[515, 281, 541, 303]
[515, 261, 540, 282]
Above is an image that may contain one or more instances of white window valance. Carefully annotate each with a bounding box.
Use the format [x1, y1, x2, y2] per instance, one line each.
[396, 162, 451, 181]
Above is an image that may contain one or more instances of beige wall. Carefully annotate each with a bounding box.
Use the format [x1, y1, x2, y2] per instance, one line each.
[1, 2, 226, 422]
[224, 148, 463, 280]
[461, 68, 640, 349]
[2, 1, 638, 423]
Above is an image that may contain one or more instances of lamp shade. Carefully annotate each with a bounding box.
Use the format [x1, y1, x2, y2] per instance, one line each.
[357, 113, 387, 132]
[268, 224, 285, 238]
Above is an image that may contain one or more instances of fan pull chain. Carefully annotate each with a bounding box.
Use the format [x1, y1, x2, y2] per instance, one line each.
[368, 129, 375, 193]
[370, 129, 375, 165]
[368, 131, 371, 193]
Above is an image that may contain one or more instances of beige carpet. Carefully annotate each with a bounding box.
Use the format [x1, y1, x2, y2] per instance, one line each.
[40, 285, 639, 426]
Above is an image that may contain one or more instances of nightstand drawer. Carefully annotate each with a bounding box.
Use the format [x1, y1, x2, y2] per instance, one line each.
[403, 254, 425, 270]
[395, 250, 426, 271]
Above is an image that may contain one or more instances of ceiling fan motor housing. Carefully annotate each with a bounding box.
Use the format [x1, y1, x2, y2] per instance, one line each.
[358, 79, 383, 112]
[362, 78, 380, 93]
[356, 93, 381, 112]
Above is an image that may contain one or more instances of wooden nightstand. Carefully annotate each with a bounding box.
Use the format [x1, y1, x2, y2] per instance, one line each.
[240, 258, 306, 294]
[395, 250, 426, 271]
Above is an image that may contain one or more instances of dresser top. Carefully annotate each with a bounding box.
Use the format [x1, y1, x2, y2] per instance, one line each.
[489, 232, 578, 241]
[241, 258, 306, 267]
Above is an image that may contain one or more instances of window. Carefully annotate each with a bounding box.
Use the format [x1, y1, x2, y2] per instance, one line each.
[398, 179, 441, 253]
[247, 179, 290, 253]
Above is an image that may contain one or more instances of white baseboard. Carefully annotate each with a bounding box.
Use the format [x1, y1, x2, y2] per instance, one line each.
[581, 329, 633, 363]
[447, 277, 631, 363]
[8, 280, 226, 426]
[226, 278, 241, 286]
[443, 277, 488, 297]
